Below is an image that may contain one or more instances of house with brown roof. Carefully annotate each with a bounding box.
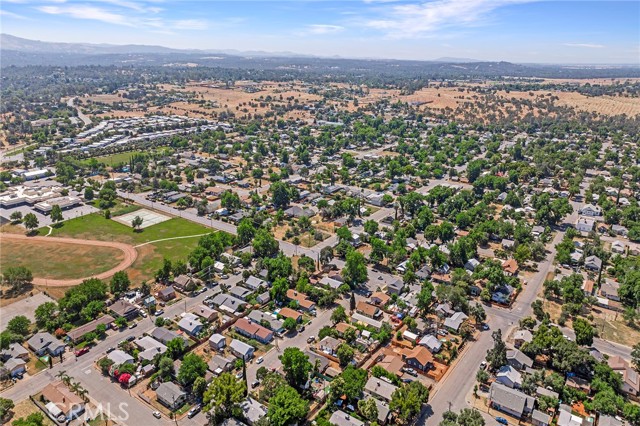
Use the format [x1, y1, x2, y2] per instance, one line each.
[110, 300, 139, 320]
[335, 322, 357, 337]
[278, 307, 302, 323]
[370, 292, 390, 306]
[234, 318, 274, 344]
[41, 381, 85, 420]
[377, 354, 405, 376]
[502, 259, 519, 276]
[286, 289, 316, 312]
[67, 315, 115, 343]
[173, 275, 198, 293]
[158, 286, 176, 301]
[356, 301, 381, 319]
[403, 346, 434, 372]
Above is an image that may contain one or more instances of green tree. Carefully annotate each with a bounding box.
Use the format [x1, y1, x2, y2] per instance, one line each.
[204, 372, 246, 420]
[270, 278, 289, 303]
[331, 305, 347, 324]
[486, 329, 507, 371]
[283, 317, 297, 332]
[358, 398, 379, 423]
[13, 413, 46, 426]
[2, 266, 33, 294]
[157, 356, 175, 380]
[23, 213, 39, 233]
[342, 250, 368, 287]
[193, 376, 208, 400]
[267, 385, 308, 426]
[7, 316, 31, 338]
[336, 343, 355, 366]
[572, 318, 595, 346]
[470, 303, 486, 325]
[270, 181, 294, 209]
[253, 228, 279, 258]
[9, 211, 22, 223]
[632, 342, 640, 372]
[0, 397, 14, 420]
[84, 187, 94, 200]
[50, 204, 63, 224]
[279, 347, 311, 390]
[110, 271, 130, 295]
[131, 215, 143, 231]
[178, 353, 208, 387]
[166, 337, 186, 359]
[439, 408, 485, 426]
[390, 381, 429, 423]
[329, 366, 367, 403]
[237, 218, 256, 246]
[34, 301, 57, 330]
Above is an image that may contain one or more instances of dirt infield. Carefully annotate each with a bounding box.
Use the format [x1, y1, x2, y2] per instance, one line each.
[1, 233, 138, 286]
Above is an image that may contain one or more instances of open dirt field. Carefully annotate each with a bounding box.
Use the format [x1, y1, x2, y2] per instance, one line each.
[0, 233, 137, 286]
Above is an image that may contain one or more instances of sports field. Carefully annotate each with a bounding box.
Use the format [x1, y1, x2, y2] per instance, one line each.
[38, 212, 213, 283]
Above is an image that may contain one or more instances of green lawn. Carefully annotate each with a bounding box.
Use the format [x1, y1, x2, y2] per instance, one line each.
[89, 150, 145, 166]
[39, 213, 214, 283]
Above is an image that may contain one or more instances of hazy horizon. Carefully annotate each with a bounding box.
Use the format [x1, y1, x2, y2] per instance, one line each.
[1, 0, 639, 65]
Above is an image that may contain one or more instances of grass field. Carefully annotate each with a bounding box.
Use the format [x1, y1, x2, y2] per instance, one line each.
[91, 150, 145, 166]
[39, 213, 213, 283]
[1, 239, 124, 280]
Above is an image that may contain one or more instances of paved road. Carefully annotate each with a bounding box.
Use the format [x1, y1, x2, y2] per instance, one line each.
[67, 97, 92, 126]
[0, 292, 55, 330]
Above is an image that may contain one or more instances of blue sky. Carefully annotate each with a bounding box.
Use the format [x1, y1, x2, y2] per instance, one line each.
[2, 0, 639, 64]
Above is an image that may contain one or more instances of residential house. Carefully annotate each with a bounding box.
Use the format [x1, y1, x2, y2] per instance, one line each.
[256, 291, 270, 305]
[278, 307, 302, 323]
[489, 382, 535, 419]
[507, 349, 533, 371]
[531, 410, 551, 426]
[229, 286, 253, 301]
[208, 355, 234, 375]
[240, 398, 268, 426]
[178, 313, 203, 336]
[151, 327, 189, 346]
[208, 334, 226, 351]
[110, 300, 139, 320]
[210, 293, 248, 315]
[444, 312, 468, 332]
[247, 310, 284, 333]
[600, 280, 620, 301]
[229, 339, 254, 359]
[158, 286, 176, 301]
[464, 258, 480, 272]
[364, 376, 398, 403]
[192, 304, 218, 322]
[419, 335, 442, 353]
[598, 415, 622, 426]
[351, 313, 382, 330]
[496, 365, 523, 389]
[386, 279, 404, 295]
[335, 322, 357, 338]
[329, 410, 364, 426]
[611, 225, 629, 237]
[173, 275, 198, 293]
[4, 357, 26, 377]
[575, 218, 595, 233]
[356, 301, 382, 319]
[305, 350, 329, 373]
[66, 315, 115, 344]
[514, 329, 533, 348]
[502, 259, 519, 276]
[286, 289, 316, 312]
[581, 280, 595, 296]
[107, 349, 135, 365]
[611, 240, 625, 254]
[584, 255, 602, 271]
[404, 346, 434, 372]
[27, 332, 65, 356]
[156, 382, 187, 410]
[0, 344, 29, 362]
[245, 276, 268, 291]
[492, 285, 515, 305]
[566, 376, 591, 394]
[41, 381, 85, 420]
[319, 336, 341, 357]
[234, 318, 274, 344]
[502, 239, 515, 250]
[579, 204, 602, 216]
[370, 292, 391, 306]
[557, 404, 586, 426]
[136, 336, 167, 362]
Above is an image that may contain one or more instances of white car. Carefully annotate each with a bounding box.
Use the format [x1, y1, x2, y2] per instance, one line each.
[256, 357, 264, 364]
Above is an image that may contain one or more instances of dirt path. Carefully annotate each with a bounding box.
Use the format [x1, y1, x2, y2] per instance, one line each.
[133, 233, 209, 248]
[1, 233, 138, 286]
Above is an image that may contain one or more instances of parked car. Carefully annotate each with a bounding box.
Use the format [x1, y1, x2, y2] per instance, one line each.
[496, 417, 508, 425]
[152, 411, 162, 419]
[297, 325, 305, 332]
[187, 405, 201, 418]
[221, 274, 229, 279]
[307, 336, 316, 344]
[126, 335, 136, 342]
[235, 371, 244, 379]
[154, 309, 164, 317]
[128, 323, 137, 329]
[251, 380, 260, 389]
[106, 347, 116, 353]
[140, 311, 148, 318]
[403, 367, 418, 377]
[75, 347, 90, 357]
[438, 329, 448, 336]
[256, 357, 264, 364]
[482, 324, 489, 331]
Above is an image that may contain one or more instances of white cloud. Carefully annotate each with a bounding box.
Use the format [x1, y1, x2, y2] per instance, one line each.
[305, 24, 345, 35]
[172, 19, 208, 30]
[36, 5, 133, 26]
[364, 0, 534, 38]
[0, 9, 29, 19]
[564, 43, 605, 49]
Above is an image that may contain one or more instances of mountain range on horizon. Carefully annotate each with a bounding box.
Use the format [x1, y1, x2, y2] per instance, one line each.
[0, 34, 484, 63]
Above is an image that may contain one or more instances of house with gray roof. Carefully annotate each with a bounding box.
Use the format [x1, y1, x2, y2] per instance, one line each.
[364, 376, 398, 402]
[229, 339, 254, 359]
[107, 349, 135, 365]
[507, 349, 533, 371]
[27, 332, 65, 357]
[531, 409, 551, 426]
[444, 312, 468, 332]
[136, 336, 167, 362]
[156, 382, 187, 410]
[419, 335, 442, 353]
[151, 327, 189, 346]
[496, 365, 522, 389]
[178, 313, 203, 336]
[210, 293, 247, 315]
[247, 310, 284, 333]
[0, 343, 29, 362]
[209, 333, 226, 351]
[229, 286, 253, 301]
[208, 355, 234, 375]
[245, 276, 268, 290]
[240, 398, 267, 425]
[489, 382, 535, 419]
[329, 410, 364, 426]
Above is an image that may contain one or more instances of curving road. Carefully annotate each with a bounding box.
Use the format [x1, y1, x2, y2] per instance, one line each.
[1, 233, 138, 286]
